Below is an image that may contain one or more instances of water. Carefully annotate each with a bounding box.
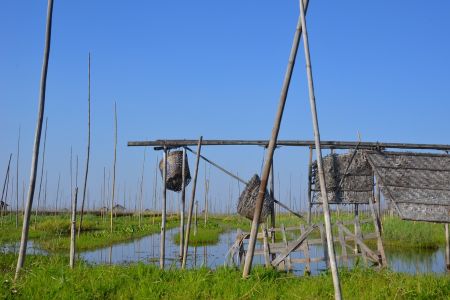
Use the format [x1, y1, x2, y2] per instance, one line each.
[1, 230, 448, 275]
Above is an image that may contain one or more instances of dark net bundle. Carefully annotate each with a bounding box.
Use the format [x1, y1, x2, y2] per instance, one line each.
[312, 151, 373, 204]
[159, 150, 191, 192]
[237, 174, 274, 222]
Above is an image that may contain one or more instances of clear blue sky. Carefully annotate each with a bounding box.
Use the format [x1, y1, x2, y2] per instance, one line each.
[1, 1, 449, 213]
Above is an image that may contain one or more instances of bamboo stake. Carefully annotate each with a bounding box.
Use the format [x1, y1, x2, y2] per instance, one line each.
[16, 128, 20, 228]
[111, 101, 117, 233]
[204, 164, 208, 226]
[307, 147, 313, 224]
[182, 136, 203, 269]
[55, 173, 60, 215]
[139, 148, 146, 228]
[70, 187, 78, 268]
[35, 118, 48, 227]
[15, 0, 54, 281]
[78, 53, 91, 237]
[299, 0, 341, 297]
[242, 0, 309, 278]
[1, 154, 12, 224]
[160, 148, 167, 269]
[179, 148, 186, 258]
[445, 223, 450, 271]
[194, 201, 198, 236]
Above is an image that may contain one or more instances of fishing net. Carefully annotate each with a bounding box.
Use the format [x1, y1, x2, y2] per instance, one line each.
[159, 150, 191, 192]
[237, 174, 274, 222]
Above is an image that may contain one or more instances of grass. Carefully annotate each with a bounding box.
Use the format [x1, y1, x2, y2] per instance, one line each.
[0, 214, 178, 252]
[1, 253, 449, 299]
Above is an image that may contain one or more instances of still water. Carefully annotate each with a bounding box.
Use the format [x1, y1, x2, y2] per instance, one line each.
[1, 229, 447, 275]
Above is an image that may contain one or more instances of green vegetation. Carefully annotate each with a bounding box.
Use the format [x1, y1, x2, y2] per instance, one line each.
[0, 214, 178, 252]
[1, 254, 449, 299]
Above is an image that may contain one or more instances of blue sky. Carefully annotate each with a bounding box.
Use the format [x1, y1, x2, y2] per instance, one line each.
[1, 1, 449, 213]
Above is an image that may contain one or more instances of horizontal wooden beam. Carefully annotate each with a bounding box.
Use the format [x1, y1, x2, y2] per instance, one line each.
[127, 139, 450, 151]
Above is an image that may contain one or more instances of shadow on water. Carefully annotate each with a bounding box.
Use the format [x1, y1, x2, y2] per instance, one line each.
[1, 230, 447, 275]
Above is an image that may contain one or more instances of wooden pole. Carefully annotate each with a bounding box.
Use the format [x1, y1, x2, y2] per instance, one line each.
[139, 148, 146, 228]
[242, 0, 309, 278]
[160, 148, 167, 269]
[35, 118, 48, 227]
[298, 1, 341, 298]
[182, 137, 203, 269]
[16, 128, 20, 228]
[15, 0, 54, 281]
[204, 166, 209, 227]
[179, 148, 186, 258]
[69, 187, 78, 268]
[55, 173, 60, 215]
[307, 147, 313, 224]
[78, 53, 91, 237]
[111, 102, 117, 233]
[194, 201, 198, 236]
[445, 224, 450, 271]
[1, 154, 12, 222]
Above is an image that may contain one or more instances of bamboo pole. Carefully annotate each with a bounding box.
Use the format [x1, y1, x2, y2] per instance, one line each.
[307, 147, 313, 224]
[16, 128, 20, 228]
[79, 53, 91, 237]
[70, 187, 78, 268]
[55, 173, 60, 215]
[298, 0, 341, 297]
[444, 224, 450, 270]
[15, 0, 54, 281]
[111, 102, 117, 233]
[35, 118, 48, 226]
[139, 148, 146, 228]
[204, 166, 209, 227]
[194, 201, 198, 236]
[179, 148, 186, 258]
[242, 0, 309, 278]
[160, 148, 167, 269]
[1, 154, 12, 223]
[130, 140, 450, 152]
[182, 137, 203, 269]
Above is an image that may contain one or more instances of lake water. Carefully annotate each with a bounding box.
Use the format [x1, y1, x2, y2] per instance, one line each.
[2, 229, 447, 275]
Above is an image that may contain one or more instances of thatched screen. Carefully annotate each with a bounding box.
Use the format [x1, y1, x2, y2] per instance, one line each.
[312, 151, 374, 204]
[366, 151, 450, 223]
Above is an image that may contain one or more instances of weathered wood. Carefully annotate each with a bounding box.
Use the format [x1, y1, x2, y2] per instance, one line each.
[299, 0, 341, 296]
[16, 128, 20, 228]
[262, 226, 271, 268]
[445, 224, 450, 271]
[160, 148, 167, 269]
[15, 0, 54, 281]
[35, 117, 48, 227]
[307, 147, 313, 224]
[337, 222, 348, 267]
[69, 188, 78, 268]
[129, 140, 450, 152]
[281, 224, 292, 271]
[319, 224, 329, 268]
[78, 53, 91, 237]
[271, 224, 316, 267]
[300, 224, 311, 274]
[339, 224, 381, 263]
[369, 192, 387, 266]
[179, 148, 186, 258]
[182, 137, 203, 269]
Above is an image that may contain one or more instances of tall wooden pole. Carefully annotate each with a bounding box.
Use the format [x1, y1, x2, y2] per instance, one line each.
[160, 148, 167, 269]
[35, 118, 48, 225]
[179, 148, 186, 258]
[182, 137, 203, 269]
[1, 154, 12, 220]
[307, 147, 313, 224]
[15, 0, 54, 281]
[445, 224, 450, 271]
[111, 102, 117, 233]
[139, 148, 146, 228]
[78, 53, 91, 237]
[70, 188, 78, 268]
[16, 128, 20, 228]
[242, 0, 309, 278]
[299, 0, 341, 297]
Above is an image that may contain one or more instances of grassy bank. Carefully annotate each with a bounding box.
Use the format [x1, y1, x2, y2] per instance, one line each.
[0, 214, 178, 252]
[1, 254, 449, 299]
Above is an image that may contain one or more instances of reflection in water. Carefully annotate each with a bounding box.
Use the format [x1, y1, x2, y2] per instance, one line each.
[1, 231, 447, 275]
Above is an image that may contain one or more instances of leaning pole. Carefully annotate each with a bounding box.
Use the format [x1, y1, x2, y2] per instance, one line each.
[242, 0, 310, 278]
[15, 0, 54, 281]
